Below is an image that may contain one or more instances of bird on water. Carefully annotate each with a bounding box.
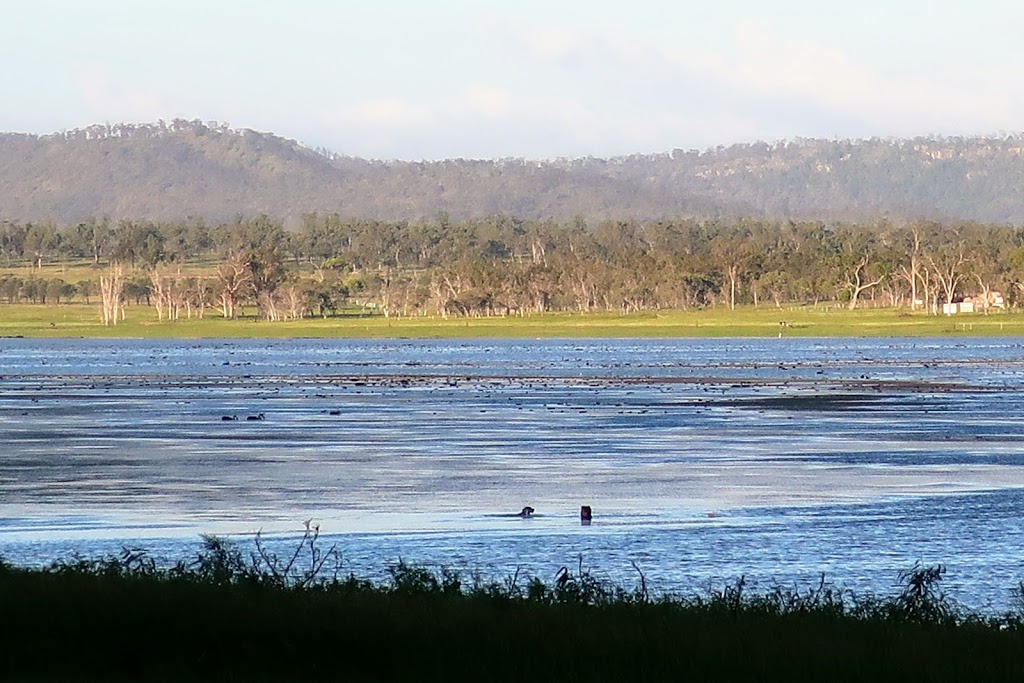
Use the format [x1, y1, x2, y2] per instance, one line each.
[580, 505, 593, 525]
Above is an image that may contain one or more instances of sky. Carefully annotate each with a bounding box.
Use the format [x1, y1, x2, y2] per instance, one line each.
[1, 0, 1022, 160]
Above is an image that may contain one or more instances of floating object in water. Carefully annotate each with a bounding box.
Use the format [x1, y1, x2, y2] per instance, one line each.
[580, 505, 592, 525]
[328, 410, 341, 416]
[519, 506, 535, 518]
[706, 511, 718, 518]
[221, 415, 237, 421]
[246, 413, 265, 421]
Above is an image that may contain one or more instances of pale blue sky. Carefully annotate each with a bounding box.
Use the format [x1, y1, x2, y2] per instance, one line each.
[1, 0, 1021, 159]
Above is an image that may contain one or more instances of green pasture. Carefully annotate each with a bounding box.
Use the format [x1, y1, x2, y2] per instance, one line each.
[1, 302, 1021, 338]
[1, 258, 221, 282]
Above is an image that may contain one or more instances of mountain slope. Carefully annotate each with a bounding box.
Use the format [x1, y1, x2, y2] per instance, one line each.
[2, 120, 1023, 224]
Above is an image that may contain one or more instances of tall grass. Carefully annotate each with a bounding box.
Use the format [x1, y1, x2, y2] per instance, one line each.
[1, 531, 1022, 681]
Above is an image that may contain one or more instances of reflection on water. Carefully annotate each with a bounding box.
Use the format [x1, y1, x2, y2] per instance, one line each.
[2, 337, 1024, 610]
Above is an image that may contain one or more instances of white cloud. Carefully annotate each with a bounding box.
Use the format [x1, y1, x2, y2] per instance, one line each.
[697, 21, 1017, 134]
[311, 13, 1024, 159]
[478, 14, 1024, 145]
[73, 69, 168, 122]
[10, 4, 1024, 160]
[318, 85, 604, 159]
[461, 86, 513, 118]
[479, 14, 595, 64]
[328, 98, 436, 129]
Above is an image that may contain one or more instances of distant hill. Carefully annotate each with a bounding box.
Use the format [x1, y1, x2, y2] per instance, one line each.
[3, 119, 1024, 224]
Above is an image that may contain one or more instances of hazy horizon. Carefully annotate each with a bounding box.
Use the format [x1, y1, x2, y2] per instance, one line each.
[12, 118, 1024, 165]
[3, 0, 1022, 161]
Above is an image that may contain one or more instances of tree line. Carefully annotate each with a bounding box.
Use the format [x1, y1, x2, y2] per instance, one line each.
[1, 214, 1023, 323]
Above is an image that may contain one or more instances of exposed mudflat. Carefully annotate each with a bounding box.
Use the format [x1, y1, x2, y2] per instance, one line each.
[2, 337, 1024, 609]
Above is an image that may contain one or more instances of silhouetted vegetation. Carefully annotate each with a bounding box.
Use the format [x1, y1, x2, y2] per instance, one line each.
[1, 531, 1024, 681]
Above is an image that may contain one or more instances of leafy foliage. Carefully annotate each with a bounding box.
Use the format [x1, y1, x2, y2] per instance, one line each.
[5, 214, 1024, 319]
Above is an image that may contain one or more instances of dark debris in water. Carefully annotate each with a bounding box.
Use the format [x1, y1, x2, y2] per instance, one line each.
[708, 393, 909, 412]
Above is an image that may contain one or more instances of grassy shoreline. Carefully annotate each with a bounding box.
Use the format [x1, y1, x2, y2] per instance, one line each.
[2, 535, 1023, 682]
[2, 302, 1023, 338]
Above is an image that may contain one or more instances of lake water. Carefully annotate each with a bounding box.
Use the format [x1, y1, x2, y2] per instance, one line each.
[2, 336, 1024, 611]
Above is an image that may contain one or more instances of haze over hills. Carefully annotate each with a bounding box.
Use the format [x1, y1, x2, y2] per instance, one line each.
[3, 119, 1024, 225]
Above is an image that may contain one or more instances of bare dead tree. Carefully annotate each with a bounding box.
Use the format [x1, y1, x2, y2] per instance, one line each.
[217, 254, 251, 319]
[929, 250, 967, 314]
[842, 254, 884, 311]
[99, 264, 124, 326]
[896, 230, 924, 311]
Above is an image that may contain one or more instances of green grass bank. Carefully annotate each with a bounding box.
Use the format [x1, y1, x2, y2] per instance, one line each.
[2, 303, 1022, 338]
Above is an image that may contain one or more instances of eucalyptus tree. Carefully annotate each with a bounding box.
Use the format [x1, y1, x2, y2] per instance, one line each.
[963, 224, 1015, 313]
[20, 277, 44, 303]
[111, 220, 165, 268]
[161, 219, 211, 263]
[308, 279, 348, 318]
[63, 219, 112, 263]
[150, 265, 192, 321]
[216, 253, 250, 319]
[212, 216, 291, 319]
[23, 222, 60, 270]
[9, 211, 1024, 317]
[894, 226, 927, 310]
[552, 222, 602, 312]
[76, 280, 94, 304]
[99, 265, 125, 326]
[757, 270, 794, 308]
[0, 275, 21, 303]
[89, 219, 114, 264]
[294, 213, 353, 274]
[831, 226, 885, 310]
[926, 234, 968, 313]
[1008, 244, 1024, 306]
[710, 226, 755, 310]
[45, 278, 75, 304]
[0, 221, 27, 265]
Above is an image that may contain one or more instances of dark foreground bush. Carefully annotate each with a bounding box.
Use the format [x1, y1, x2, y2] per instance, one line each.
[0, 532, 1022, 682]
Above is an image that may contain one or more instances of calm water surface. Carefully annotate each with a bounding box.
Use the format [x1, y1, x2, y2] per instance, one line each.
[2, 337, 1024, 610]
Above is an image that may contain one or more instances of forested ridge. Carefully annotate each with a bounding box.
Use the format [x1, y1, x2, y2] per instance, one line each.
[4, 120, 1024, 224]
[5, 120, 1024, 322]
